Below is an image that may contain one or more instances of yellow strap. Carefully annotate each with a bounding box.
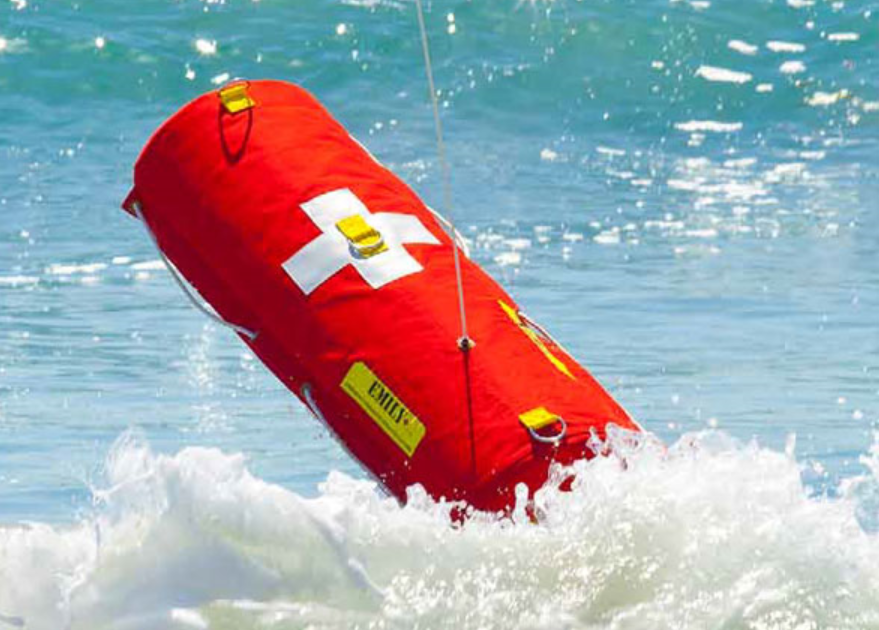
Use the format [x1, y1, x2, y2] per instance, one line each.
[336, 214, 388, 258]
[219, 83, 256, 114]
[499, 300, 574, 380]
[519, 406, 561, 431]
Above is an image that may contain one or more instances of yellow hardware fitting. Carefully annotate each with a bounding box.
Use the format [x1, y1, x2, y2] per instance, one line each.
[219, 83, 256, 114]
[519, 406, 562, 431]
[336, 214, 388, 258]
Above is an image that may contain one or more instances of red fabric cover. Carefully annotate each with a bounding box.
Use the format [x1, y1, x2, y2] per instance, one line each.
[124, 80, 638, 511]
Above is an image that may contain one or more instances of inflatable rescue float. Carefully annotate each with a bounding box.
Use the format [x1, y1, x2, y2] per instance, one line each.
[123, 80, 640, 512]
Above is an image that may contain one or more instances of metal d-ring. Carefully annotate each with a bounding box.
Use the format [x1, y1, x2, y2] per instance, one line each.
[349, 234, 387, 259]
[527, 416, 568, 445]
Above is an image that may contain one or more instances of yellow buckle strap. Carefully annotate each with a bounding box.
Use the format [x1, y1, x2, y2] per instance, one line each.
[519, 406, 560, 431]
[336, 214, 388, 258]
[219, 82, 256, 115]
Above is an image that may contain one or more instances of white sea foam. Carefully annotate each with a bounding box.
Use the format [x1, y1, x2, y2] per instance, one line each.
[341, 0, 405, 9]
[593, 227, 621, 245]
[695, 65, 752, 84]
[674, 243, 721, 257]
[764, 162, 808, 183]
[0, 275, 38, 287]
[493, 251, 521, 266]
[45, 262, 107, 276]
[3, 431, 879, 629]
[828, 32, 860, 42]
[807, 89, 850, 106]
[194, 38, 217, 56]
[675, 120, 743, 133]
[0, 36, 25, 54]
[727, 39, 758, 55]
[779, 60, 806, 74]
[503, 238, 532, 251]
[539, 148, 559, 162]
[723, 157, 757, 169]
[667, 178, 700, 191]
[130, 259, 166, 271]
[799, 150, 826, 161]
[766, 41, 806, 53]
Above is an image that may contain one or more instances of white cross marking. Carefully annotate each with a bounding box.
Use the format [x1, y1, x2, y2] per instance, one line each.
[283, 188, 441, 295]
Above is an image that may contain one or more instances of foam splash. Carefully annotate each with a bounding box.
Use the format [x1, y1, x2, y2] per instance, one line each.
[674, 120, 743, 133]
[2, 430, 879, 629]
[727, 40, 758, 56]
[695, 65, 753, 85]
[766, 41, 806, 53]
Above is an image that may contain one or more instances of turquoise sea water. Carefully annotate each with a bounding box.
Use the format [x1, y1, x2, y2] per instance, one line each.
[1, 0, 878, 627]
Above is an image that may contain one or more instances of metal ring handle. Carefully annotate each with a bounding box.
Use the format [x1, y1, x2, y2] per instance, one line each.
[349, 234, 386, 258]
[527, 416, 567, 445]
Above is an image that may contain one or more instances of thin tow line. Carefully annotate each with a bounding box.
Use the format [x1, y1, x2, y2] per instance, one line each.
[132, 201, 258, 341]
[414, 0, 472, 350]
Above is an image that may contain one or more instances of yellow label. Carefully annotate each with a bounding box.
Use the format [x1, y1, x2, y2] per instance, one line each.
[499, 300, 575, 380]
[336, 215, 388, 258]
[341, 362, 425, 457]
[519, 406, 561, 431]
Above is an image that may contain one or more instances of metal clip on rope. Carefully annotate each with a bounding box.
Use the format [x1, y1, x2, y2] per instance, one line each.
[132, 201, 258, 341]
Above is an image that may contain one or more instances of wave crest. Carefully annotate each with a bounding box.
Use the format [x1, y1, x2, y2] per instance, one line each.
[2, 430, 879, 629]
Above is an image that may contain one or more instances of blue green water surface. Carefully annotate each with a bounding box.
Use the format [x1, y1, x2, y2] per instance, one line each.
[1, 1, 879, 627]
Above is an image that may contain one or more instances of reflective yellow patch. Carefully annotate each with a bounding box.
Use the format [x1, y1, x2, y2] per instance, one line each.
[499, 300, 575, 380]
[341, 362, 425, 457]
[336, 214, 388, 258]
[519, 406, 561, 430]
[218, 83, 256, 114]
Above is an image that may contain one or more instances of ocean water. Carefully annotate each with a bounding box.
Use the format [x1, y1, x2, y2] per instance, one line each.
[1, 0, 878, 627]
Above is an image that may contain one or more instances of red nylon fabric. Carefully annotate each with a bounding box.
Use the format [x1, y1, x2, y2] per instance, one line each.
[124, 80, 639, 512]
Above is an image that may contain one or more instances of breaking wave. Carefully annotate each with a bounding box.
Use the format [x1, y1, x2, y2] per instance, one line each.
[3, 429, 879, 630]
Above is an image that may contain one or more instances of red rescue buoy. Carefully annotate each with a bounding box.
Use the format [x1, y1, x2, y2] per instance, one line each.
[122, 80, 640, 512]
